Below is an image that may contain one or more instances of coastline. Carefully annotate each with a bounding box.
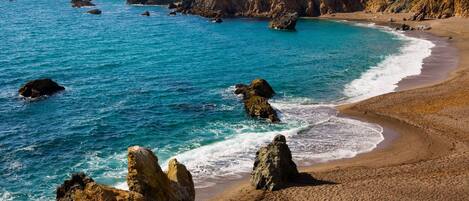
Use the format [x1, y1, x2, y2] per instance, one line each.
[203, 13, 469, 200]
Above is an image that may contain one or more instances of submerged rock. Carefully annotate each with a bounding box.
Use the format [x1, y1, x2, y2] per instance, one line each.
[269, 12, 298, 30]
[250, 135, 299, 191]
[18, 78, 65, 98]
[71, 0, 95, 8]
[141, 11, 150, 16]
[211, 17, 223, 23]
[86, 9, 102, 15]
[234, 79, 279, 122]
[57, 146, 195, 201]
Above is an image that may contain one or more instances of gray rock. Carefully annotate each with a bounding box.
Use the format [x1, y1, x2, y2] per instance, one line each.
[250, 134, 299, 191]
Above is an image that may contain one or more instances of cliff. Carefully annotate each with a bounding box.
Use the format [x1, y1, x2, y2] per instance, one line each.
[176, 0, 469, 19]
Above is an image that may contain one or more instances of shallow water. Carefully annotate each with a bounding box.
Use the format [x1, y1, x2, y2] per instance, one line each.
[0, 0, 433, 200]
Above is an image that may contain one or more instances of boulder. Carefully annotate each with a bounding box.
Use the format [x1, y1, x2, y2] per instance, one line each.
[166, 159, 195, 201]
[244, 96, 280, 123]
[269, 12, 298, 30]
[250, 135, 299, 191]
[141, 11, 150, 16]
[127, 146, 178, 201]
[56, 172, 144, 201]
[169, 11, 177, 16]
[18, 78, 65, 98]
[71, 0, 95, 8]
[86, 9, 102, 15]
[234, 79, 279, 122]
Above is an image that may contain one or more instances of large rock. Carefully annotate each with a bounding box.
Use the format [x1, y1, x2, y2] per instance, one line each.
[250, 135, 299, 191]
[57, 146, 195, 201]
[18, 78, 65, 98]
[269, 12, 298, 30]
[166, 159, 195, 201]
[71, 0, 95, 8]
[234, 79, 279, 122]
[127, 146, 178, 201]
[56, 172, 144, 201]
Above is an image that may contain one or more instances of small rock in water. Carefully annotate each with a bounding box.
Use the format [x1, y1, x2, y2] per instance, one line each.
[250, 134, 299, 191]
[211, 17, 223, 23]
[141, 11, 150, 16]
[234, 79, 279, 122]
[71, 0, 95, 8]
[18, 78, 65, 98]
[86, 9, 101, 15]
[169, 11, 177, 16]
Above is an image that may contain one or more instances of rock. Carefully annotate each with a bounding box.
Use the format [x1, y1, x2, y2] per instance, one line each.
[86, 9, 101, 15]
[211, 17, 223, 23]
[250, 134, 299, 191]
[244, 96, 280, 122]
[169, 11, 177, 16]
[168, 2, 178, 9]
[71, 0, 95, 8]
[388, 17, 394, 22]
[269, 12, 298, 30]
[57, 172, 144, 201]
[416, 24, 431, 30]
[399, 23, 411, 31]
[127, 146, 178, 201]
[141, 11, 150, 16]
[234, 79, 279, 122]
[166, 159, 195, 201]
[18, 78, 65, 98]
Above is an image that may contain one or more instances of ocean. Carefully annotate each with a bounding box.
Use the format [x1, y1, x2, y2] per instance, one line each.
[0, 0, 434, 200]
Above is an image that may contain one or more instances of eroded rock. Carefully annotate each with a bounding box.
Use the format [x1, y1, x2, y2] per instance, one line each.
[18, 78, 65, 98]
[269, 12, 298, 30]
[250, 135, 299, 191]
[167, 159, 195, 201]
[234, 79, 279, 122]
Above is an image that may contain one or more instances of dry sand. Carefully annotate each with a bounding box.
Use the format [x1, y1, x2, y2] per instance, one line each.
[204, 12, 469, 201]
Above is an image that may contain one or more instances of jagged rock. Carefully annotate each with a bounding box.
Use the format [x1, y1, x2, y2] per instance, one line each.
[127, 146, 178, 201]
[18, 78, 65, 98]
[269, 12, 298, 30]
[71, 0, 95, 8]
[127, 0, 177, 5]
[166, 159, 195, 201]
[141, 11, 150, 16]
[234, 79, 279, 122]
[250, 135, 299, 191]
[56, 172, 144, 201]
[86, 9, 102, 15]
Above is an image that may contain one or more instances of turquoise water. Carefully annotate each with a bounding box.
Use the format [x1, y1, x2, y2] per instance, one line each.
[0, 0, 413, 200]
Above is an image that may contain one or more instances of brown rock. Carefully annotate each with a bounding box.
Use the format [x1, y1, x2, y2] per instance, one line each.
[269, 12, 298, 30]
[166, 159, 195, 201]
[250, 134, 299, 191]
[127, 146, 178, 201]
[86, 9, 102, 15]
[18, 78, 65, 98]
[71, 0, 95, 8]
[234, 79, 279, 122]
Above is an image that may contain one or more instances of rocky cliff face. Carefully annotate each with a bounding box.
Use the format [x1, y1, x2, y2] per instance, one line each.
[57, 146, 195, 201]
[177, 0, 469, 19]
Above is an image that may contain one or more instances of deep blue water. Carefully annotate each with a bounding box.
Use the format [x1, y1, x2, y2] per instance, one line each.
[0, 0, 405, 200]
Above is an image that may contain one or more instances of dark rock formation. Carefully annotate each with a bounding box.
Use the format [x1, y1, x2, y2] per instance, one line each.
[71, 0, 95, 8]
[127, 0, 178, 5]
[269, 12, 298, 30]
[86, 9, 102, 15]
[141, 11, 150, 16]
[18, 78, 65, 98]
[396, 23, 411, 31]
[211, 17, 223, 23]
[235, 79, 279, 122]
[250, 135, 299, 191]
[57, 146, 195, 201]
[169, 11, 177, 15]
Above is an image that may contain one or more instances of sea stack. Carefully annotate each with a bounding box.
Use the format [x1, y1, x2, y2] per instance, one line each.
[18, 78, 65, 98]
[234, 79, 279, 122]
[250, 134, 299, 191]
[57, 146, 195, 201]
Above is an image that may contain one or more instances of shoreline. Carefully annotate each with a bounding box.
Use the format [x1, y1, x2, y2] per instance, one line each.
[202, 13, 468, 200]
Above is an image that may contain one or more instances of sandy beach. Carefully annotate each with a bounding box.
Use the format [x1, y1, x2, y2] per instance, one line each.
[203, 12, 469, 201]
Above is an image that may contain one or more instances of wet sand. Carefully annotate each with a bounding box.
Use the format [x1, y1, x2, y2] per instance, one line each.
[203, 13, 469, 201]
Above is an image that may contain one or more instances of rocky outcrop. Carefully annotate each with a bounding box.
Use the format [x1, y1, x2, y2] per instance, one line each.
[166, 159, 195, 201]
[250, 135, 299, 191]
[71, 0, 95, 8]
[366, 0, 469, 19]
[235, 79, 279, 122]
[269, 12, 298, 30]
[127, 0, 178, 5]
[18, 78, 65, 98]
[87, 9, 102, 15]
[57, 146, 195, 201]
